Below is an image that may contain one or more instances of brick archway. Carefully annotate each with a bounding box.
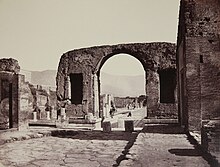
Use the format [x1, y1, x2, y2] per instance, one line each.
[56, 42, 176, 120]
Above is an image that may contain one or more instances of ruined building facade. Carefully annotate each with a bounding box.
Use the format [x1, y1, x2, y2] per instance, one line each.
[177, 0, 220, 154]
[0, 59, 57, 130]
[56, 43, 177, 121]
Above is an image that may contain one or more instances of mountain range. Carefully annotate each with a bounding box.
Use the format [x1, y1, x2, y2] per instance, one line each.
[100, 72, 145, 97]
[28, 70, 145, 97]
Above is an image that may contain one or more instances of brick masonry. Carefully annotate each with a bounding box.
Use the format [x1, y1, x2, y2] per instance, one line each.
[56, 43, 177, 119]
[177, 0, 220, 157]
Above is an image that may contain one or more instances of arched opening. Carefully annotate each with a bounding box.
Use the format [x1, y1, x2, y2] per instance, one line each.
[97, 54, 146, 119]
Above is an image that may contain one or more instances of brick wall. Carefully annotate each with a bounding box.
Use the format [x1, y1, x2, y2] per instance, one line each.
[57, 43, 177, 119]
[177, 0, 220, 131]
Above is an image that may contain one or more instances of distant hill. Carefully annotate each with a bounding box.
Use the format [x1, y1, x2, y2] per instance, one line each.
[31, 70, 57, 87]
[29, 70, 145, 97]
[100, 72, 145, 97]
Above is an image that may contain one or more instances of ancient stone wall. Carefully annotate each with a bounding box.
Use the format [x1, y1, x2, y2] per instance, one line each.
[0, 58, 20, 74]
[0, 72, 18, 129]
[18, 75, 34, 130]
[114, 97, 137, 109]
[0, 58, 20, 129]
[0, 58, 57, 130]
[177, 0, 220, 131]
[57, 43, 177, 119]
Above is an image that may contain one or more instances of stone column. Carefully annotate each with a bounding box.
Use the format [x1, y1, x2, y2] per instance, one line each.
[46, 111, 50, 120]
[51, 107, 57, 120]
[33, 112, 37, 121]
[94, 74, 99, 118]
[68, 76, 71, 99]
[61, 108, 66, 120]
[146, 70, 160, 116]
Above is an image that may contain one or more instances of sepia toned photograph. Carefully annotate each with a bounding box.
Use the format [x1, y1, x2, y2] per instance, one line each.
[0, 0, 219, 166]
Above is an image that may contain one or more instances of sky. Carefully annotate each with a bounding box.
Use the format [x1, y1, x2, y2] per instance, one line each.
[0, 0, 180, 75]
[101, 54, 145, 76]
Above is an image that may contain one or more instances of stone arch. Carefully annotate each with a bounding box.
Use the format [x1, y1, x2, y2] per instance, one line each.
[56, 42, 176, 120]
[94, 52, 147, 118]
[94, 51, 148, 74]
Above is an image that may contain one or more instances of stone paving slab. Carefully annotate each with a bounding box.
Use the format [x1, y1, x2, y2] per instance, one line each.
[118, 124, 218, 167]
[0, 125, 218, 167]
[0, 130, 139, 167]
[0, 129, 52, 145]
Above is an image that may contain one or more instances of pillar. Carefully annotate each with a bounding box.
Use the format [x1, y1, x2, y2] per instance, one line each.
[61, 108, 66, 120]
[68, 76, 71, 99]
[94, 74, 99, 118]
[46, 111, 50, 120]
[33, 112, 37, 121]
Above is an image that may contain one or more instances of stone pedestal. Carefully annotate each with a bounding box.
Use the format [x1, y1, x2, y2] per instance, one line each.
[33, 112, 37, 121]
[118, 119, 125, 128]
[102, 121, 111, 132]
[125, 120, 134, 132]
[61, 108, 66, 120]
[56, 116, 69, 128]
[46, 111, 50, 120]
[51, 108, 57, 120]
[85, 113, 94, 122]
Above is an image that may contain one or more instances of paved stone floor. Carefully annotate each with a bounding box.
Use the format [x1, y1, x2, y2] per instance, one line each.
[0, 125, 217, 167]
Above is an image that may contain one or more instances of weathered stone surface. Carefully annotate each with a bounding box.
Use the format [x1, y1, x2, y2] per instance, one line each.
[0, 58, 57, 130]
[177, 0, 220, 130]
[0, 71, 19, 129]
[57, 42, 177, 119]
[0, 58, 20, 74]
[177, 0, 220, 158]
[0, 126, 213, 167]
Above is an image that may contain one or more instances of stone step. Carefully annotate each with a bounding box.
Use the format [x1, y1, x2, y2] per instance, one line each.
[143, 118, 178, 124]
[63, 124, 95, 130]
[28, 120, 56, 127]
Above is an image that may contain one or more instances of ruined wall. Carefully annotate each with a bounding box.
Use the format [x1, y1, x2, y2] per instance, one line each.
[17, 77, 58, 129]
[57, 43, 177, 119]
[177, 0, 220, 131]
[0, 58, 20, 74]
[0, 58, 57, 130]
[18, 75, 34, 130]
[0, 58, 20, 129]
[0, 72, 18, 129]
[114, 97, 136, 109]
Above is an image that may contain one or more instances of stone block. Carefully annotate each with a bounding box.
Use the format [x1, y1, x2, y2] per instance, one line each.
[125, 120, 134, 132]
[102, 121, 111, 132]
[118, 119, 125, 128]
